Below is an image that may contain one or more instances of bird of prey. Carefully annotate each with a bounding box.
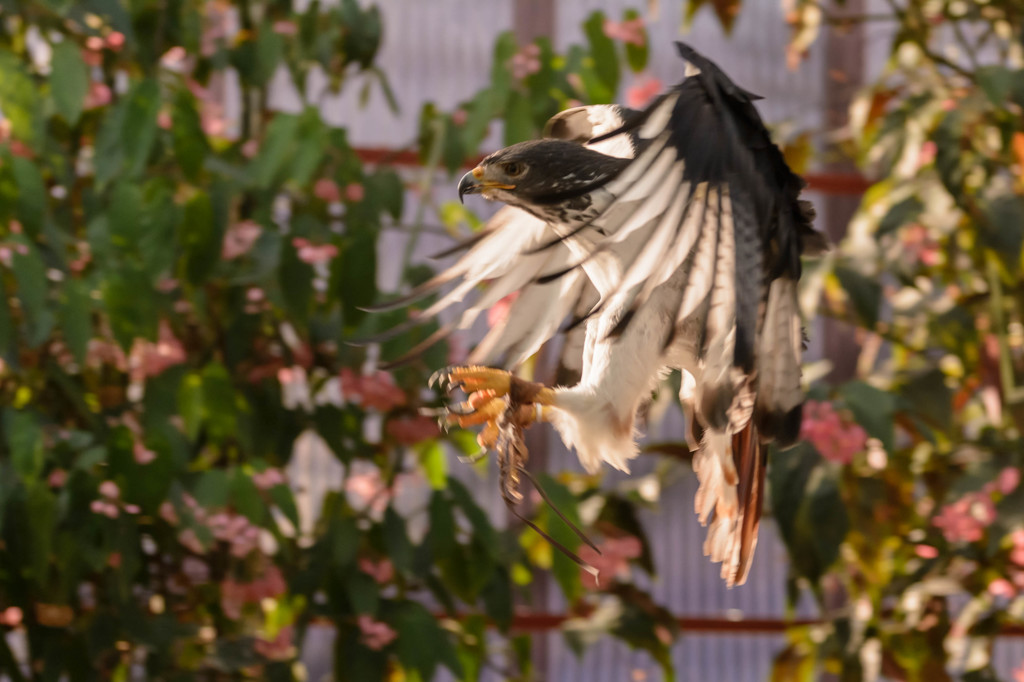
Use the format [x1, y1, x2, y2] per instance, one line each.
[369, 43, 827, 586]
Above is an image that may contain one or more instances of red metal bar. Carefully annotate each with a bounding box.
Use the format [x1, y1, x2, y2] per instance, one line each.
[352, 147, 872, 196]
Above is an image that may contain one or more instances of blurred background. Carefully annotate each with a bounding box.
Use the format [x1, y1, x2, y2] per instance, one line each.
[0, 0, 1023, 680]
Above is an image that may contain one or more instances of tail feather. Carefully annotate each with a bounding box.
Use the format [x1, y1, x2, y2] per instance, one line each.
[692, 421, 764, 587]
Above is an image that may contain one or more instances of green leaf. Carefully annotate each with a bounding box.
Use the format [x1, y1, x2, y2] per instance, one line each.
[193, 469, 229, 509]
[230, 469, 264, 524]
[4, 409, 45, 481]
[95, 79, 161, 186]
[51, 41, 89, 126]
[622, 9, 648, 72]
[583, 12, 620, 96]
[537, 473, 584, 601]
[876, 196, 922, 238]
[177, 372, 204, 442]
[11, 156, 45, 238]
[427, 491, 456, 561]
[179, 190, 223, 286]
[980, 195, 1024, 272]
[769, 443, 849, 584]
[171, 91, 210, 182]
[834, 265, 881, 327]
[26, 482, 56, 586]
[393, 601, 462, 680]
[419, 441, 447, 490]
[11, 240, 54, 347]
[346, 570, 379, 615]
[977, 66, 1014, 106]
[365, 169, 404, 221]
[838, 381, 895, 450]
[331, 515, 360, 569]
[103, 267, 158, 350]
[338, 231, 375, 325]
[383, 507, 413, 574]
[248, 114, 301, 188]
[503, 91, 534, 147]
[201, 361, 239, 442]
[0, 52, 42, 147]
[58, 278, 92, 365]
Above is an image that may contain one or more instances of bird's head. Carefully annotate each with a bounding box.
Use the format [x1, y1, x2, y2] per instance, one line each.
[458, 139, 629, 213]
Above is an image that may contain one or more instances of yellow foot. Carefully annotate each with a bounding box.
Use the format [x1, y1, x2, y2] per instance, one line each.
[428, 365, 555, 450]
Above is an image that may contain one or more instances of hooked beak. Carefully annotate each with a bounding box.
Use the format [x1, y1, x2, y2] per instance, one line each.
[458, 166, 515, 204]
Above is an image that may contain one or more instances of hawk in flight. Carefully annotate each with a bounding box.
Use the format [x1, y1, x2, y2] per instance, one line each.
[369, 43, 827, 586]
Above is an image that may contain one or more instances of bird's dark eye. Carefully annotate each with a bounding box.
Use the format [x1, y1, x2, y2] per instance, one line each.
[503, 162, 525, 177]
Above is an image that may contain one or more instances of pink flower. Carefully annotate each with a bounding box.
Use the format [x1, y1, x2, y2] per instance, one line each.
[160, 46, 188, 71]
[357, 615, 397, 650]
[255, 624, 295, 660]
[1010, 529, 1024, 567]
[82, 48, 102, 67]
[0, 606, 23, 627]
[345, 466, 390, 517]
[106, 32, 126, 51]
[344, 183, 365, 202]
[250, 565, 287, 600]
[385, 415, 439, 445]
[900, 224, 941, 267]
[510, 44, 541, 80]
[252, 468, 286, 490]
[292, 237, 338, 265]
[340, 368, 406, 411]
[313, 178, 341, 202]
[452, 109, 468, 126]
[47, 469, 67, 488]
[799, 401, 868, 465]
[914, 544, 938, 559]
[487, 291, 519, 328]
[933, 491, 996, 543]
[579, 535, 642, 590]
[99, 481, 120, 499]
[220, 577, 247, 619]
[130, 321, 186, 380]
[358, 557, 395, 584]
[157, 110, 173, 130]
[159, 501, 179, 525]
[123, 504, 140, 514]
[133, 441, 157, 465]
[272, 20, 298, 35]
[222, 220, 262, 259]
[602, 17, 646, 46]
[997, 467, 1021, 495]
[990, 578, 1016, 599]
[83, 82, 112, 110]
[916, 141, 937, 169]
[241, 139, 260, 158]
[178, 528, 205, 553]
[85, 36, 105, 51]
[91, 499, 119, 518]
[626, 75, 663, 110]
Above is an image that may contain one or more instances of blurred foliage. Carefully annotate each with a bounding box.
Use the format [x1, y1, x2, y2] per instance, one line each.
[755, 1, 1024, 680]
[3, 0, 1024, 680]
[0, 1, 675, 680]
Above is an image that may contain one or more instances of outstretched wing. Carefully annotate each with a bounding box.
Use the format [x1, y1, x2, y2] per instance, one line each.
[560, 42, 820, 437]
[531, 43, 823, 585]
[364, 105, 636, 373]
